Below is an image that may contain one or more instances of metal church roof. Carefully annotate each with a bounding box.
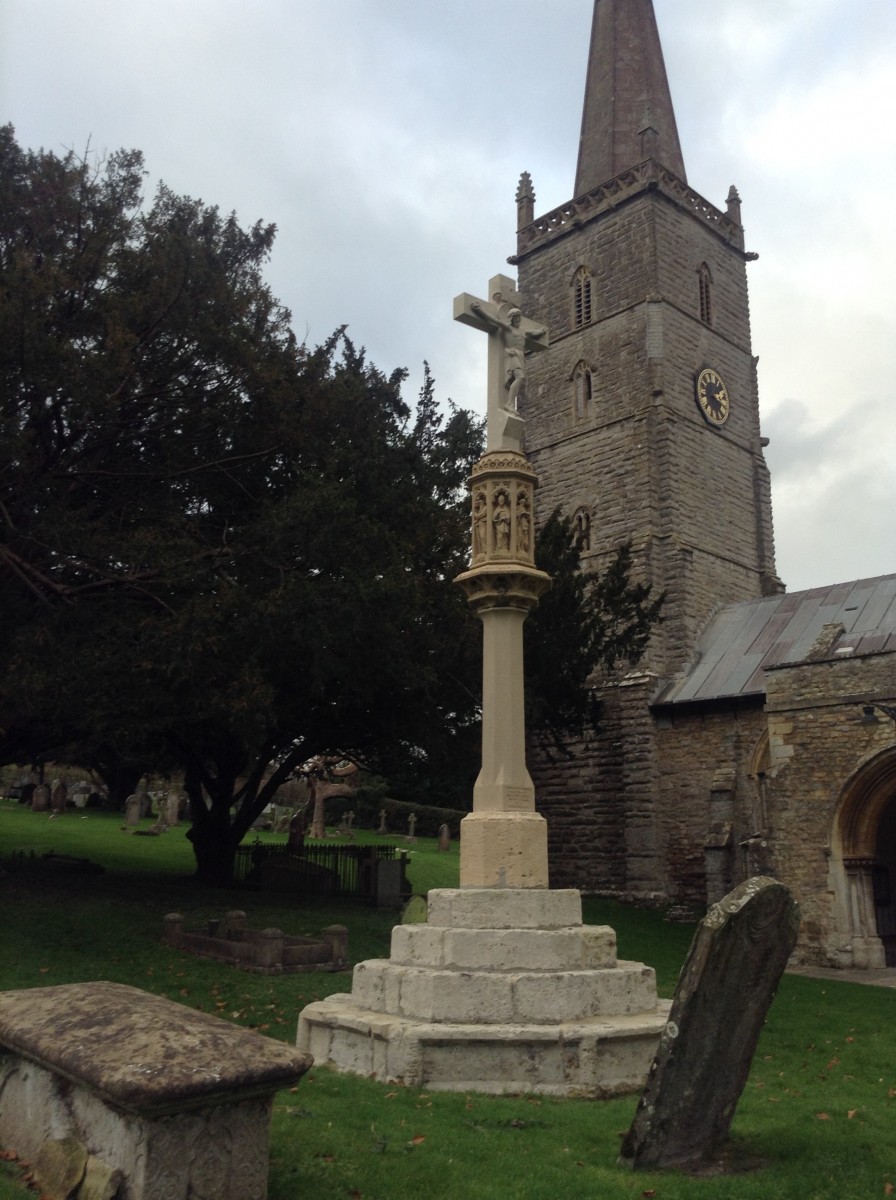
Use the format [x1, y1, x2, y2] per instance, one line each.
[654, 575, 896, 708]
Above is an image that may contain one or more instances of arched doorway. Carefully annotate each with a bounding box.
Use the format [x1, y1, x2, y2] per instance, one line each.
[834, 748, 896, 967]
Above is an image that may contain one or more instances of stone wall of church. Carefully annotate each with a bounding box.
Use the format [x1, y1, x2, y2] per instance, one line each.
[653, 702, 768, 912]
[519, 182, 780, 909]
[520, 188, 775, 681]
[761, 651, 896, 965]
[531, 688, 628, 896]
[532, 675, 667, 900]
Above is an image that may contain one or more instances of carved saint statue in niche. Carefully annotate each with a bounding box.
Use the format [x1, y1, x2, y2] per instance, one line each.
[493, 490, 511, 551]
[473, 490, 488, 556]
[517, 489, 531, 554]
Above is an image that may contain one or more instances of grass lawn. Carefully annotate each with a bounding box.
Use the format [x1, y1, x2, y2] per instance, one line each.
[2, 800, 895, 1199]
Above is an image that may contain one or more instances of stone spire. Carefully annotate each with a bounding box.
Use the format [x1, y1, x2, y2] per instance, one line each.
[574, 0, 686, 198]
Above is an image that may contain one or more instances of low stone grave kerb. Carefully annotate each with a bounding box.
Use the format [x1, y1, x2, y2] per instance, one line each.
[0, 981, 312, 1200]
[164, 910, 348, 974]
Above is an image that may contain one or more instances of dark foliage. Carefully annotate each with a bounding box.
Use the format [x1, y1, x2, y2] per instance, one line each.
[526, 510, 664, 749]
[0, 126, 481, 882]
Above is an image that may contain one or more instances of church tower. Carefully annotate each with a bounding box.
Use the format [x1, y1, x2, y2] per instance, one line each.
[515, 0, 782, 900]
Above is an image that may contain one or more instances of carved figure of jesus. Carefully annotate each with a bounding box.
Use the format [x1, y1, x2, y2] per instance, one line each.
[470, 302, 544, 411]
[454, 274, 549, 453]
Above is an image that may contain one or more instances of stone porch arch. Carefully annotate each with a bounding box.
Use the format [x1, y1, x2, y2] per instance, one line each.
[830, 747, 896, 967]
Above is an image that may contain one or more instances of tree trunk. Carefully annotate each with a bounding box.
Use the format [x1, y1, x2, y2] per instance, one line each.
[187, 815, 241, 886]
[308, 779, 354, 839]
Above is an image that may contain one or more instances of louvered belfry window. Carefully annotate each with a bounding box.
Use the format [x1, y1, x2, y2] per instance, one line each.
[573, 266, 592, 328]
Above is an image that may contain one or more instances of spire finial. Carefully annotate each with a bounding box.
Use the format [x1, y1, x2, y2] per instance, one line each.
[575, 0, 686, 198]
[516, 171, 535, 230]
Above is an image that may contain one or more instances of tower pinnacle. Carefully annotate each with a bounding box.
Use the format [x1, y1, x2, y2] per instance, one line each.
[575, 0, 686, 198]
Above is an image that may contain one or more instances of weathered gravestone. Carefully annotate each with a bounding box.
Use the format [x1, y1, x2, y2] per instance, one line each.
[619, 876, 800, 1171]
[405, 812, 417, 843]
[166, 789, 184, 826]
[125, 794, 141, 827]
[437, 822, 451, 852]
[31, 783, 50, 813]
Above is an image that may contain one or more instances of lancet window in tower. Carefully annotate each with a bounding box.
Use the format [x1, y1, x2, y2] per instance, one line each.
[573, 266, 593, 328]
[573, 507, 592, 552]
[698, 262, 713, 326]
[573, 361, 593, 420]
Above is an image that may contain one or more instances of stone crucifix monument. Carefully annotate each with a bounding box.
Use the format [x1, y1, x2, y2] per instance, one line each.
[297, 275, 669, 1096]
[453, 275, 551, 888]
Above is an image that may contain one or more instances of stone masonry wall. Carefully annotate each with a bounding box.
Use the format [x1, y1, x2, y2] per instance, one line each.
[519, 186, 776, 682]
[654, 703, 768, 912]
[761, 652, 896, 964]
[518, 179, 779, 905]
[531, 675, 667, 902]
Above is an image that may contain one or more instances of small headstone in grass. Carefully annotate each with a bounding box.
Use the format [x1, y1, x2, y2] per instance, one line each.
[166, 790, 184, 826]
[401, 895, 428, 924]
[437, 823, 451, 852]
[125, 794, 141, 826]
[405, 813, 417, 843]
[31, 783, 50, 812]
[378, 808, 388, 834]
[619, 876, 800, 1172]
[51, 779, 68, 812]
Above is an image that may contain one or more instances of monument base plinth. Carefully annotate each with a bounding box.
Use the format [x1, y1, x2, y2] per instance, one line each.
[297, 888, 670, 1097]
[459, 811, 548, 888]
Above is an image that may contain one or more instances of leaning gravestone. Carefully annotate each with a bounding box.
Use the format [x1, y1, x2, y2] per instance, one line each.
[619, 876, 800, 1171]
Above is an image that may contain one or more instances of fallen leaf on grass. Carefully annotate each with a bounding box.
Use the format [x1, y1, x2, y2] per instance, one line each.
[815, 1112, 832, 1121]
[848, 1109, 858, 1119]
[884, 1184, 893, 1197]
[409, 1135, 426, 1146]
[642, 1191, 657, 1198]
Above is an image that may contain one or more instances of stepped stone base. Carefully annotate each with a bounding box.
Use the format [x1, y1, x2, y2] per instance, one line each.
[297, 888, 670, 1097]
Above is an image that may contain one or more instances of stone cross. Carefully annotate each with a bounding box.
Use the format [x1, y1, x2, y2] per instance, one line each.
[454, 274, 548, 453]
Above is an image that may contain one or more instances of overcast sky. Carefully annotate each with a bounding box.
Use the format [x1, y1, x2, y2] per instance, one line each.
[2, 0, 894, 593]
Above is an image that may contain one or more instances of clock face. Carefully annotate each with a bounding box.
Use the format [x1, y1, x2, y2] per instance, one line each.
[695, 367, 730, 426]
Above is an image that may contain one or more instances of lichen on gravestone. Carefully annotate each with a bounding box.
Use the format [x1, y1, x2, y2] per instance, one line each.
[79, 1155, 124, 1200]
[32, 1136, 87, 1199]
